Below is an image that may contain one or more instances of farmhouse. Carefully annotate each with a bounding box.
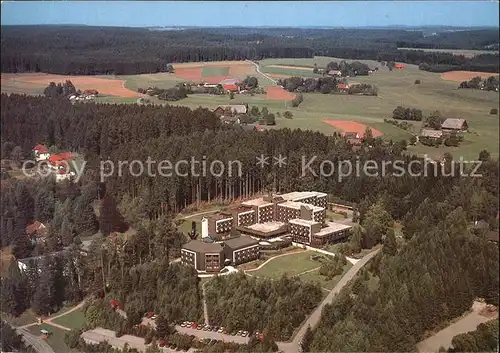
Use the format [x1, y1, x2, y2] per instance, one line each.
[327, 70, 342, 77]
[343, 132, 360, 139]
[213, 105, 247, 118]
[219, 78, 240, 86]
[222, 84, 240, 93]
[419, 129, 443, 139]
[33, 144, 50, 162]
[337, 83, 349, 92]
[441, 118, 468, 132]
[47, 152, 76, 182]
[26, 221, 48, 244]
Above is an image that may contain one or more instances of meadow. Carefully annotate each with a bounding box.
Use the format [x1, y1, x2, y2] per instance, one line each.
[2, 55, 498, 159]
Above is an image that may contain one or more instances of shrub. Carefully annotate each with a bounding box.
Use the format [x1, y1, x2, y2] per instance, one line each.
[490, 108, 498, 115]
[414, 79, 421, 84]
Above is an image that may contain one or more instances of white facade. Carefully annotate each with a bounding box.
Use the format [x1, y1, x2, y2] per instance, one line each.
[201, 217, 209, 238]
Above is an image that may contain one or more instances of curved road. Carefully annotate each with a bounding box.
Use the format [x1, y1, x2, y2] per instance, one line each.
[277, 248, 381, 353]
[245, 60, 278, 85]
[175, 249, 380, 351]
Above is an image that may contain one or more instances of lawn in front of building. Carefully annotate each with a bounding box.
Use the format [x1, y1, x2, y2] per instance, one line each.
[298, 262, 353, 290]
[250, 251, 320, 279]
[51, 308, 86, 330]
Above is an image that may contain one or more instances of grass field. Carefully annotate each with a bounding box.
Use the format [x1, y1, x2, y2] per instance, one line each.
[202, 66, 229, 77]
[250, 251, 320, 279]
[298, 262, 353, 290]
[51, 308, 86, 330]
[2, 56, 498, 159]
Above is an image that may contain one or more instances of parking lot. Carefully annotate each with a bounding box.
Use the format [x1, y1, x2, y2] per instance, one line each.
[175, 323, 251, 345]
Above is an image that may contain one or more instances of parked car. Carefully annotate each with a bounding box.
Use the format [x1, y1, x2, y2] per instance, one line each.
[230, 331, 237, 336]
[197, 326, 203, 330]
[242, 331, 248, 337]
[237, 330, 243, 336]
[212, 326, 219, 332]
[217, 327, 224, 333]
[151, 315, 158, 320]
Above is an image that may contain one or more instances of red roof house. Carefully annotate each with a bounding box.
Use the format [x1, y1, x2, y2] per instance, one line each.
[33, 144, 49, 153]
[222, 84, 240, 92]
[48, 152, 75, 167]
[337, 83, 349, 91]
[394, 63, 405, 69]
[110, 299, 120, 309]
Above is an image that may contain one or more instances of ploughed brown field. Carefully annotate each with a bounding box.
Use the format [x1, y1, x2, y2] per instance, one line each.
[1, 73, 139, 97]
[323, 120, 383, 137]
[440, 71, 499, 82]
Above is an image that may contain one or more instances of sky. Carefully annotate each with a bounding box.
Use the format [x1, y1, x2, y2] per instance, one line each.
[1, 1, 499, 28]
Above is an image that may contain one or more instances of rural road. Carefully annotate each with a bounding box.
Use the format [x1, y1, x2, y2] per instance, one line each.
[277, 248, 381, 353]
[16, 327, 56, 353]
[416, 306, 498, 352]
[245, 60, 277, 84]
[179, 209, 219, 220]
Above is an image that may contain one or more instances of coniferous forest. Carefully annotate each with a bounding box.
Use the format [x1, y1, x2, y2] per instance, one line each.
[1, 26, 499, 75]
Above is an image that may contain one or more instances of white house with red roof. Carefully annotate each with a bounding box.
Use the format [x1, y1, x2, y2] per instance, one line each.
[47, 152, 76, 182]
[33, 144, 50, 162]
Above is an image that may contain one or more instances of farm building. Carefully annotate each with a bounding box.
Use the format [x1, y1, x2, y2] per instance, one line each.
[337, 83, 349, 92]
[33, 144, 50, 162]
[343, 132, 360, 139]
[26, 221, 48, 244]
[327, 70, 342, 77]
[419, 129, 443, 139]
[82, 89, 99, 96]
[222, 84, 240, 93]
[219, 78, 240, 86]
[441, 118, 468, 132]
[213, 105, 247, 117]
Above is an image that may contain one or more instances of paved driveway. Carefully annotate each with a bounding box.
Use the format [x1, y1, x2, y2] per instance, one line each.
[277, 248, 381, 353]
[17, 328, 55, 353]
[416, 308, 498, 352]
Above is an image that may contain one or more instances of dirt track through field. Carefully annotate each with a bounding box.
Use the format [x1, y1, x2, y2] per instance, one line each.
[441, 71, 499, 82]
[1, 73, 139, 98]
[323, 120, 383, 137]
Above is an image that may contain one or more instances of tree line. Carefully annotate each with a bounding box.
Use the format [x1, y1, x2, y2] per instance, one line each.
[1, 26, 498, 75]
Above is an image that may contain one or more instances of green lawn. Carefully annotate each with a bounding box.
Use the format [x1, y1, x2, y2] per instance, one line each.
[202, 66, 229, 77]
[4, 56, 498, 160]
[51, 309, 86, 330]
[2, 304, 77, 327]
[298, 262, 353, 290]
[27, 324, 76, 353]
[118, 73, 185, 92]
[251, 251, 321, 279]
[261, 66, 323, 78]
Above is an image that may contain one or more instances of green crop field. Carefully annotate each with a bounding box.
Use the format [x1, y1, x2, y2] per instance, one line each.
[118, 73, 185, 92]
[3, 55, 498, 159]
[202, 66, 229, 77]
[51, 309, 86, 330]
[260, 66, 323, 78]
[250, 251, 321, 279]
